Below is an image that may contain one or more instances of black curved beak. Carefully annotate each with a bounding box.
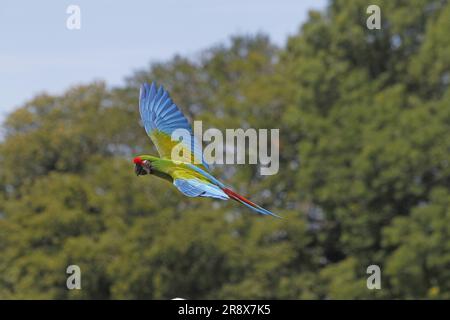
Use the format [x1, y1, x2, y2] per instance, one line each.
[134, 164, 148, 176]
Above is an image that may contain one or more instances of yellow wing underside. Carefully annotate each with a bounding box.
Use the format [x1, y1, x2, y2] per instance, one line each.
[149, 130, 209, 172]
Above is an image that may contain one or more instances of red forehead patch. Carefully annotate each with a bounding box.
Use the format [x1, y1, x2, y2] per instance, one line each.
[133, 156, 143, 165]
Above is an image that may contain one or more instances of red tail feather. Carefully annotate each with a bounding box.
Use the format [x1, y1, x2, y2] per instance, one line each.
[223, 187, 281, 218]
[223, 188, 257, 207]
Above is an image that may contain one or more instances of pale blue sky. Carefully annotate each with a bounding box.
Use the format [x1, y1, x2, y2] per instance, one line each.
[0, 0, 326, 121]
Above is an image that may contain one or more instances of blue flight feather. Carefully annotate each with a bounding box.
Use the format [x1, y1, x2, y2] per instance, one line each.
[139, 82, 209, 170]
[174, 178, 229, 200]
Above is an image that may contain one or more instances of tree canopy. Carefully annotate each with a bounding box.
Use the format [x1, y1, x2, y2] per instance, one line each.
[0, 0, 449, 299]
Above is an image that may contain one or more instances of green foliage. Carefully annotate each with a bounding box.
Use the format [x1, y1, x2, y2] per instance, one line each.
[0, 0, 449, 299]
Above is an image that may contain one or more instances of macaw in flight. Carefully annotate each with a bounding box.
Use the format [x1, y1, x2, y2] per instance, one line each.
[133, 82, 280, 218]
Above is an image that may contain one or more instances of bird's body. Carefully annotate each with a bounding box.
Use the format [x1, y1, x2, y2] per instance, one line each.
[135, 155, 228, 199]
[134, 82, 280, 218]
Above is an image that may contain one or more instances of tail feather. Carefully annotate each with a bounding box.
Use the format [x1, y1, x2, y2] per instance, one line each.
[222, 188, 281, 218]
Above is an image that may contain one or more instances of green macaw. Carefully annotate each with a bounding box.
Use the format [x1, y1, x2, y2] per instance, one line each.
[133, 82, 280, 218]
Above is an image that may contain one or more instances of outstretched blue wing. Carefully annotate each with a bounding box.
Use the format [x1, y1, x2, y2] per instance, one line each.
[139, 82, 209, 171]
